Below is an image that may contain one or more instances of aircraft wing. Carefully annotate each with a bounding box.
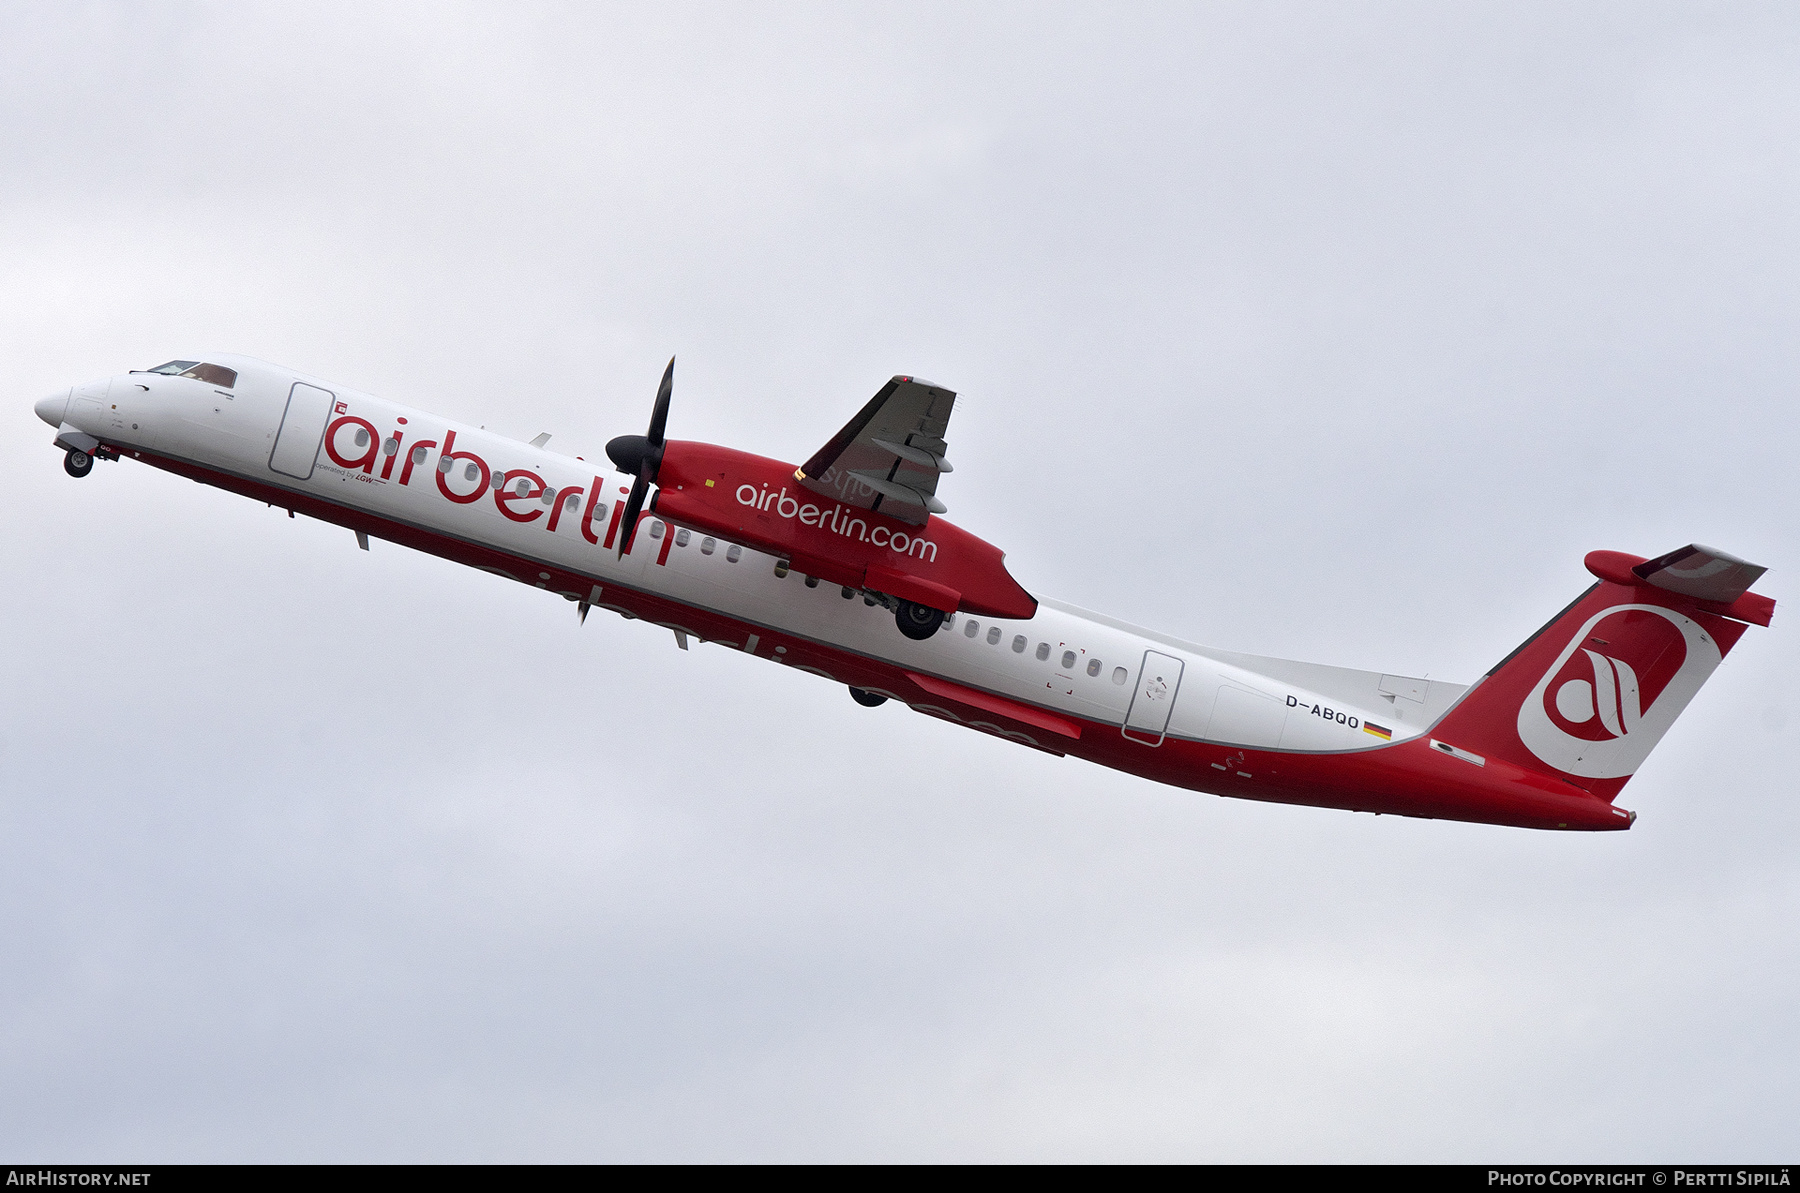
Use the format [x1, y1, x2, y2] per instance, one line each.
[794, 376, 955, 527]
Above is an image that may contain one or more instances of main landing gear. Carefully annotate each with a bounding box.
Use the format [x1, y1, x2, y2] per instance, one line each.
[849, 687, 888, 707]
[64, 449, 93, 478]
[894, 599, 945, 641]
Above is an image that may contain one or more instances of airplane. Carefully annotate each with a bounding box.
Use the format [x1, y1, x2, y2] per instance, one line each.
[34, 354, 1775, 832]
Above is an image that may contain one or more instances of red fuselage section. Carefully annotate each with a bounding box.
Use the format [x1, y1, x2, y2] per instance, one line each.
[651, 441, 1036, 620]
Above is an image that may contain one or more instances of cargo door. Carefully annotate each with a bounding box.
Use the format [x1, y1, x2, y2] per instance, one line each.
[1206, 683, 1285, 747]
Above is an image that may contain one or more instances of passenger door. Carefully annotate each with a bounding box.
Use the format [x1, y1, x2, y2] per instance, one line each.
[269, 383, 334, 480]
[1122, 649, 1185, 746]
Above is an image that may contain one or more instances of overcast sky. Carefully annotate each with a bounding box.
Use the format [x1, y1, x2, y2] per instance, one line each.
[1, 1, 1795, 1162]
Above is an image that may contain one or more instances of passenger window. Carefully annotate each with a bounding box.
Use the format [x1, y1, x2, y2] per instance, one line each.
[701, 537, 715, 555]
[1061, 650, 1077, 669]
[804, 576, 820, 588]
[589, 499, 604, 517]
[774, 560, 790, 578]
[1035, 643, 1050, 662]
[354, 428, 370, 448]
[463, 463, 479, 482]
[514, 478, 531, 496]
[727, 544, 742, 563]
[1012, 634, 1027, 653]
[675, 528, 690, 547]
[986, 626, 1001, 645]
[649, 520, 664, 539]
[179, 363, 238, 388]
[964, 620, 980, 639]
[841, 586, 855, 599]
[383, 437, 399, 456]
[1112, 666, 1128, 685]
[411, 445, 428, 465]
[1086, 658, 1101, 677]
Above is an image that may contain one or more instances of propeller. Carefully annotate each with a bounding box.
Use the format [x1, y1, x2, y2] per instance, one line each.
[605, 356, 674, 559]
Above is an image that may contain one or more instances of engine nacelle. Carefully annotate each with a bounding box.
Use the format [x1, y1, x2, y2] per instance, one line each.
[651, 441, 1036, 619]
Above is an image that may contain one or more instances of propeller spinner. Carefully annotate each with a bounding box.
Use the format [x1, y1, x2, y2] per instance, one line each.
[606, 356, 675, 559]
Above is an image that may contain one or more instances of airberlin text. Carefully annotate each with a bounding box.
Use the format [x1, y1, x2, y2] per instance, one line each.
[1287, 694, 1360, 730]
[315, 407, 940, 567]
[320, 414, 620, 550]
[736, 483, 937, 562]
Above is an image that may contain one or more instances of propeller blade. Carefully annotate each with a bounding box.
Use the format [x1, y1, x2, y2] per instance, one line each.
[616, 473, 649, 559]
[612, 355, 674, 559]
[647, 356, 674, 446]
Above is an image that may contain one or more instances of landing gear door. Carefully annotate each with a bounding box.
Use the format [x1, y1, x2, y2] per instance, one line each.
[1123, 649, 1184, 746]
[269, 383, 335, 480]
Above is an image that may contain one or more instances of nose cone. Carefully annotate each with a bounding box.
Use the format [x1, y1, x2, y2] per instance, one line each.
[34, 388, 69, 428]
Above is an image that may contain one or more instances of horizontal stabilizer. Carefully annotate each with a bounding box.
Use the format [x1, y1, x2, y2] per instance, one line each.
[1585, 547, 1775, 626]
[1632, 544, 1766, 604]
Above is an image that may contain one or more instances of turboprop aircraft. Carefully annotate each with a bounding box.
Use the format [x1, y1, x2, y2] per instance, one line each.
[35, 354, 1776, 831]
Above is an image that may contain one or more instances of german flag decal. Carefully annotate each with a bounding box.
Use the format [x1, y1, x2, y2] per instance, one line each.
[1363, 722, 1393, 740]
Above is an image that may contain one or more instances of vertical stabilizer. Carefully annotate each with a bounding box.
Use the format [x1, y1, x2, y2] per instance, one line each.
[1427, 547, 1771, 802]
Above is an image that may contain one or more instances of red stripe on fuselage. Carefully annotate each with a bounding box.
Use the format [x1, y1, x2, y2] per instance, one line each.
[120, 447, 1630, 832]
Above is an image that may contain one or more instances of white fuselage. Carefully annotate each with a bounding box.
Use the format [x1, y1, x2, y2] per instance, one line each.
[41, 354, 1463, 759]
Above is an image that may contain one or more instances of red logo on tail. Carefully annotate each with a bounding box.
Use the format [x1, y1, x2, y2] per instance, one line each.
[1540, 611, 1688, 743]
[1518, 605, 1718, 779]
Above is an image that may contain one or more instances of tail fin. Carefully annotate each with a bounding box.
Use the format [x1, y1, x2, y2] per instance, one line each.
[1429, 545, 1773, 802]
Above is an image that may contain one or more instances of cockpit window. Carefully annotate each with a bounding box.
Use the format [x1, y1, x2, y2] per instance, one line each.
[179, 363, 237, 388]
[145, 360, 199, 375]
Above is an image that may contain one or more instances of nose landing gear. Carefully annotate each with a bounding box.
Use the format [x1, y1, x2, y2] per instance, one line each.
[63, 449, 93, 478]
